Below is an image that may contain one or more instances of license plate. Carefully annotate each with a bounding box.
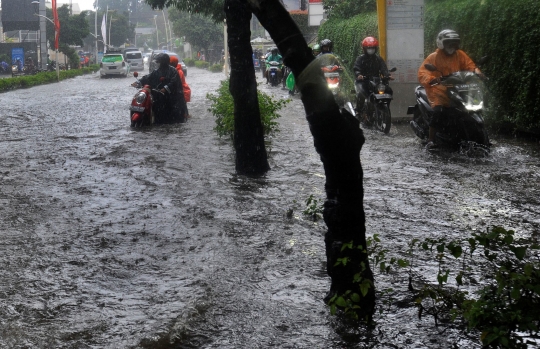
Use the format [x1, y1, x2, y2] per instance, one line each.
[324, 73, 340, 78]
[129, 106, 145, 112]
[109, 66, 117, 70]
[376, 94, 392, 99]
[132, 63, 138, 66]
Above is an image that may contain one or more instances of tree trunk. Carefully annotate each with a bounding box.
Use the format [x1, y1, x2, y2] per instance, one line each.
[225, 0, 270, 176]
[248, 0, 375, 319]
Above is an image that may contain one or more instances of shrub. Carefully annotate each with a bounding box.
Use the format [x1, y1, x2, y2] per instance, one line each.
[208, 63, 223, 73]
[194, 60, 210, 69]
[184, 58, 196, 67]
[207, 79, 289, 139]
[0, 67, 97, 93]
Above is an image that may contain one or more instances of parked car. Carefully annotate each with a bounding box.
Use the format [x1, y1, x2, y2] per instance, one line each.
[100, 53, 129, 78]
[124, 50, 144, 71]
[149, 50, 187, 76]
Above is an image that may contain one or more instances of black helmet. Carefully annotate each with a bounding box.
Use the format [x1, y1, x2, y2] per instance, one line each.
[320, 39, 333, 52]
[154, 52, 170, 66]
[271, 47, 278, 54]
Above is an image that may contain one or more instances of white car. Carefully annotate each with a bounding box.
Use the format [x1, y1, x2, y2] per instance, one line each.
[100, 53, 129, 78]
[125, 50, 144, 71]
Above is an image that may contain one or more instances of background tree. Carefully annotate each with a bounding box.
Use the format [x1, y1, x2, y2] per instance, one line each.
[322, 0, 375, 19]
[168, 9, 223, 56]
[45, 5, 90, 67]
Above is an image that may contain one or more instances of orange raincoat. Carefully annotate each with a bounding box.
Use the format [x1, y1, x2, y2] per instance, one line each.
[169, 56, 191, 102]
[418, 48, 477, 107]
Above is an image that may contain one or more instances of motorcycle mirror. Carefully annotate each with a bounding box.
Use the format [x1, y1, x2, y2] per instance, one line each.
[424, 64, 437, 72]
[389, 67, 397, 72]
[133, 72, 138, 78]
[477, 56, 489, 65]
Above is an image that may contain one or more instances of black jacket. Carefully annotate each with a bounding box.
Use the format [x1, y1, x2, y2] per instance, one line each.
[139, 65, 182, 97]
[353, 54, 389, 80]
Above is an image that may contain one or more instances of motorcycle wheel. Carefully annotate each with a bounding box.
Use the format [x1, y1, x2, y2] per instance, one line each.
[271, 75, 277, 87]
[375, 104, 391, 134]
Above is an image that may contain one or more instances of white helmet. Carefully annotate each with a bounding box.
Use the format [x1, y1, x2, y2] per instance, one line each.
[436, 29, 460, 50]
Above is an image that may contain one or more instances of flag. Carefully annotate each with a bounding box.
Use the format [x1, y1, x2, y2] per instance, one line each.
[52, 0, 60, 50]
[101, 10, 107, 53]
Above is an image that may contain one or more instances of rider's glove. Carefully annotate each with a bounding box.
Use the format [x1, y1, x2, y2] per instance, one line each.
[429, 76, 441, 85]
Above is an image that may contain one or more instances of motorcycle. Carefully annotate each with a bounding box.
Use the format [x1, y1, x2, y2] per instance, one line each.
[322, 64, 354, 114]
[266, 60, 282, 87]
[407, 62, 490, 155]
[356, 67, 396, 134]
[129, 72, 166, 127]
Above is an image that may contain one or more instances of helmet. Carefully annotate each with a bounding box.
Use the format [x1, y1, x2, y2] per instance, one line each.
[320, 39, 333, 52]
[436, 29, 460, 50]
[154, 52, 170, 66]
[271, 47, 278, 54]
[169, 55, 179, 67]
[312, 44, 320, 54]
[361, 36, 379, 53]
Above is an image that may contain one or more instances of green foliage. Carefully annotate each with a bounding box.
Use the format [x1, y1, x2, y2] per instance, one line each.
[169, 9, 224, 53]
[208, 63, 223, 73]
[0, 66, 98, 93]
[405, 227, 540, 348]
[206, 79, 288, 139]
[302, 194, 324, 221]
[322, 0, 376, 19]
[318, 12, 378, 73]
[424, 0, 540, 132]
[194, 60, 211, 69]
[184, 58, 196, 67]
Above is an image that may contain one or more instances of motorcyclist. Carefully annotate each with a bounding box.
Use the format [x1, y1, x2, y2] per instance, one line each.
[265, 47, 283, 83]
[418, 29, 484, 149]
[312, 44, 321, 57]
[316, 39, 340, 67]
[131, 53, 186, 124]
[353, 36, 392, 120]
[170, 55, 191, 119]
[261, 48, 271, 79]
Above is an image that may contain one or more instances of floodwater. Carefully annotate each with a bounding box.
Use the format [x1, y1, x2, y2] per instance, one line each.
[0, 68, 539, 348]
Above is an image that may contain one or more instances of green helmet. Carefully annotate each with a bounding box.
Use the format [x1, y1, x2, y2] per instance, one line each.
[313, 44, 320, 53]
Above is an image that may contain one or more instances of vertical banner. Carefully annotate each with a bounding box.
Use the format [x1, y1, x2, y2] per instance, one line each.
[385, 0, 424, 83]
[101, 11, 107, 53]
[52, 0, 60, 50]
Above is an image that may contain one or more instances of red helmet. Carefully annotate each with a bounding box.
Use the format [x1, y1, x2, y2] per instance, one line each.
[362, 36, 379, 49]
[170, 56, 179, 67]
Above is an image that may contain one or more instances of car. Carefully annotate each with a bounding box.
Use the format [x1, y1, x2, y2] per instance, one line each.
[100, 53, 129, 78]
[124, 50, 144, 71]
[149, 50, 187, 77]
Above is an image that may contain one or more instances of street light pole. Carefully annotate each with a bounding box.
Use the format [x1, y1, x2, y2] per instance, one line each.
[153, 15, 159, 50]
[32, 0, 59, 81]
[94, 0, 98, 64]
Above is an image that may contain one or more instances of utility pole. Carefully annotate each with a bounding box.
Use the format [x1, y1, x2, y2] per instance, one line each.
[95, 0, 98, 64]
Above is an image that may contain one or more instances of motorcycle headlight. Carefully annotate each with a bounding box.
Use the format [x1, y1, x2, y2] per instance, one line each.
[135, 92, 146, 105]
[377, 83, 386, 94]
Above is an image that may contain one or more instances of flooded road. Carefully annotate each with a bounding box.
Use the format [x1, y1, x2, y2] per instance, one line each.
[1, 68, 539, 348]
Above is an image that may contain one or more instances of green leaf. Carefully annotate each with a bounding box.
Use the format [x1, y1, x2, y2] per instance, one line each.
[450, 245, 463, 258]
[456, 272, 463, 286]
[437, 244, 445, 253]
[350, 293, 361, 303]
[524, 263, 533, 276]
[512, 246, 527, 260]
[511, 287, 521, 300]
[335, 296, 347, 307]
[397, 259, 409, 268]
